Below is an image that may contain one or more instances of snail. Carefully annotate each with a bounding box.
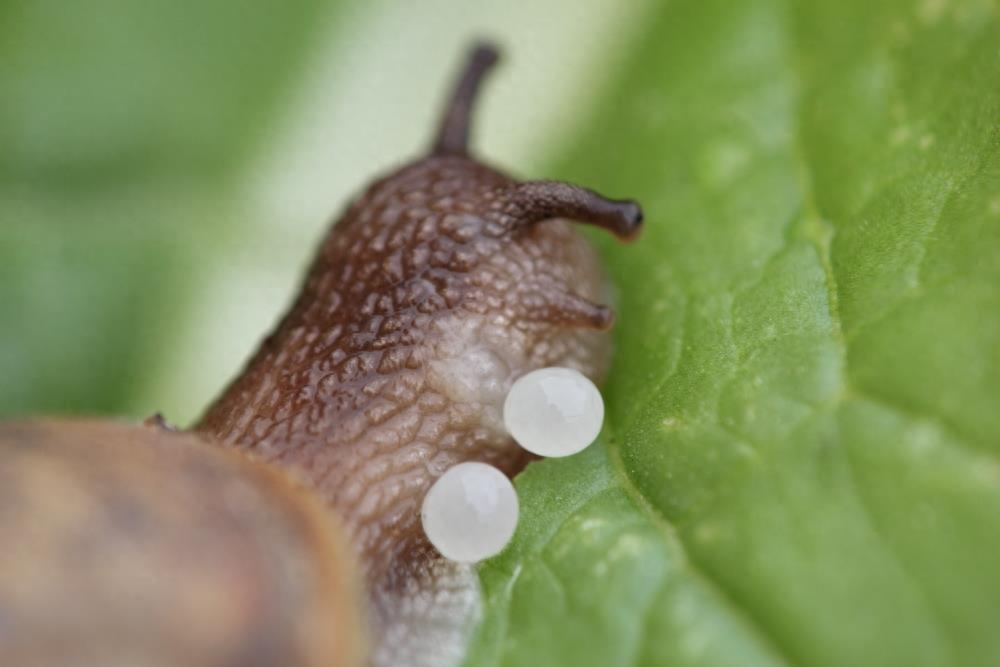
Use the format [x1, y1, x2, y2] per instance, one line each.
[0, 42, 641, 666]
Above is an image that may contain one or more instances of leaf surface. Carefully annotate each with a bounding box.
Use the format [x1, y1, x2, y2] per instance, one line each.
[466, 1, 1000, 665]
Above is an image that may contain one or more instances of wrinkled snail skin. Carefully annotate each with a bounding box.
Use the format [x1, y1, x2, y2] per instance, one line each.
[196, 42, 642, 629]
[0, 419, 365, 667]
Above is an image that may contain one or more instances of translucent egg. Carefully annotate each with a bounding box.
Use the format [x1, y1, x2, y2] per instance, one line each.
[503, 367, 604, 457]
[421, 462, 519, 563]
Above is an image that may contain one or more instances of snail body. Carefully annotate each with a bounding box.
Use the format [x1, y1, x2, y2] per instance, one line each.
[1, 43, 641, 666]
[197, 43, 640, 602]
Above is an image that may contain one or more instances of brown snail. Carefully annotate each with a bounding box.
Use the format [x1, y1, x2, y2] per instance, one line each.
[1, 42, 641, 666]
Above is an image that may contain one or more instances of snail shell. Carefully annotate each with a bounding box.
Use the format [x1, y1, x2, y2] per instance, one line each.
[0, 419, 365, 667]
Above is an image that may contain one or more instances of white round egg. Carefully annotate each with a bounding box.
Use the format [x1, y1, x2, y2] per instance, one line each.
[421, 462, 519, 563]
[503, 367, 604, 458]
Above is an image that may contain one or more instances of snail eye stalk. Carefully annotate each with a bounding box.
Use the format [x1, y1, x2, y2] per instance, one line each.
[431, 42, 500, 156]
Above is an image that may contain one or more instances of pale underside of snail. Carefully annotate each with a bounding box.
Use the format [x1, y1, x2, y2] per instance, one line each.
[0, 43, 641, 667]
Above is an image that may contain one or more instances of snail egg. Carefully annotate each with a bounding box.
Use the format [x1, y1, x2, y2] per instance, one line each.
[421, 462, 519, 563]
[503, 367, 604, 458]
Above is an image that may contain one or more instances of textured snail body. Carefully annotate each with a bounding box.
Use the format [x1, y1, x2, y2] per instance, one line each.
[198, 156, 614, 579]
[196, 47, 642, 627]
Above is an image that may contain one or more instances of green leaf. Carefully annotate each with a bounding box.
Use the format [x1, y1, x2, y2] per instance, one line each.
[466, 0, 1000, 665]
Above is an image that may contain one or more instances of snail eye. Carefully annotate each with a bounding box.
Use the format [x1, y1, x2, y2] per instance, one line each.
[421, 462, 519, 563]
[503, 367, 605, 458]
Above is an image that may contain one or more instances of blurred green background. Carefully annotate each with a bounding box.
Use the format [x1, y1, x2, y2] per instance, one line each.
[0, 0, 639, 423]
